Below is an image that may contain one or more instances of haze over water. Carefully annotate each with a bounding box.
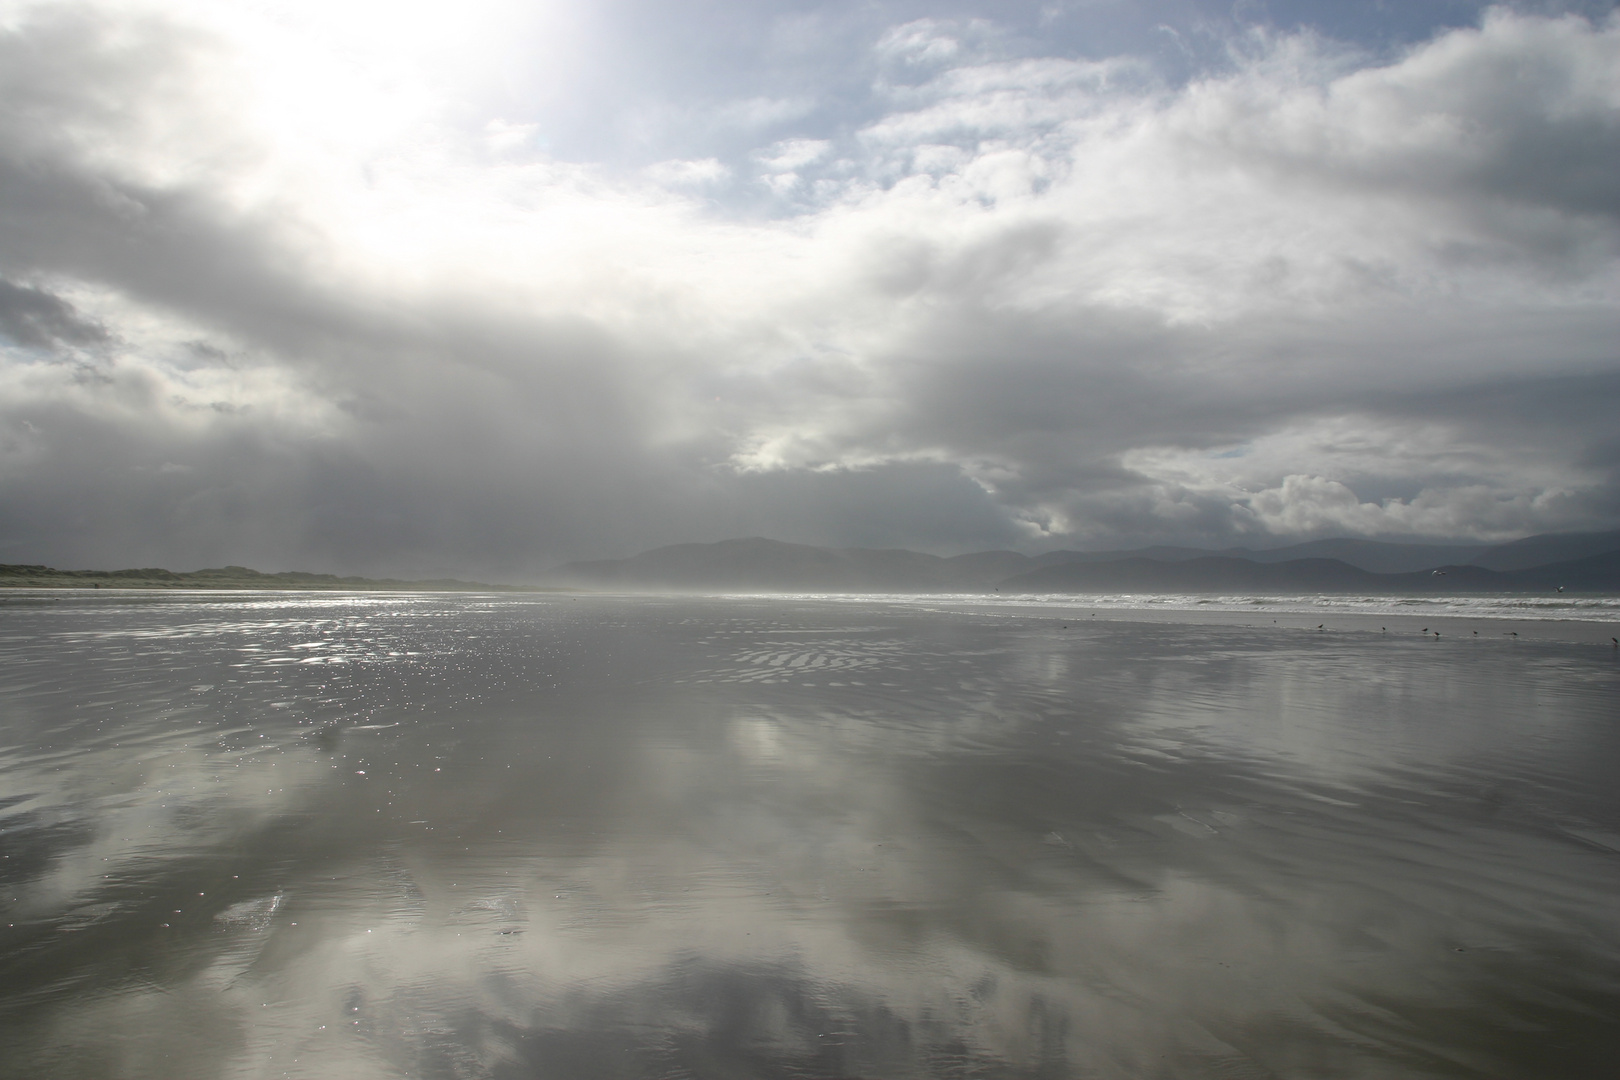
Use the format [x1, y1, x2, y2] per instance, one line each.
[2, 592, 1618, 1079]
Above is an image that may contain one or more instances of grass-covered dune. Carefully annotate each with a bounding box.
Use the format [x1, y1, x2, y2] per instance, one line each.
[0, 563, 561, 592]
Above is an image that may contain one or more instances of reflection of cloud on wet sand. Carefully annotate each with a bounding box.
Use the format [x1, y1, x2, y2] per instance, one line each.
[40, 815, 1618, 1078]
[4, 595, 1620, 1077]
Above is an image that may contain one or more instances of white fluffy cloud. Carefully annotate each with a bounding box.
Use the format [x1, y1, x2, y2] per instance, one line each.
[0, 1, 1617, 573]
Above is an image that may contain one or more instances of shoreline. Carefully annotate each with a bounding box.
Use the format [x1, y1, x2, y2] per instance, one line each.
[0, 582, 568, 594]
[2, 586, 1615, 646]
[928, 599, 1620, 646]
[0, 585, 568, 596]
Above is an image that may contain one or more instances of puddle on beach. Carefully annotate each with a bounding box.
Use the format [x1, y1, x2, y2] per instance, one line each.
[2, 592, 1618, 1078]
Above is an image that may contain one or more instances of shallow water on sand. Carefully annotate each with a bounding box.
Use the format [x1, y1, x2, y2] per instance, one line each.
[2, 592, 1618, 1079]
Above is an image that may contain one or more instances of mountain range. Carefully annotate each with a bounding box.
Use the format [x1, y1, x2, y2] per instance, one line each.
[545, 531, 1620, 594]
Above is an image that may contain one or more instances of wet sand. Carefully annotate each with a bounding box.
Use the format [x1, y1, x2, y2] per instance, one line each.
[1, 592, 1617, 1079]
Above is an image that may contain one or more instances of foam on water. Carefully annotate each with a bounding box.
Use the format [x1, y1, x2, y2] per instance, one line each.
[739, 590, 1620, 621]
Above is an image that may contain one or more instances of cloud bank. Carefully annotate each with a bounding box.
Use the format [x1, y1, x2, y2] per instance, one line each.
[1, 1, 1617, 576]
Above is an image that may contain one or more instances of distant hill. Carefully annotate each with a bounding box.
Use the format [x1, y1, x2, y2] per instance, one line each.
[1032, 538, 1488, 573]
[1468, 530, 1620, 571]
[999, 556, 1379, 593]
[1000, 550, 1620, 595]
[19, 530, 1613, 596]
[1232, 538, 1493, 573]
[0, 564, 555, 592]
[546, 530, 1620, 594]
[1483, 548, 1620, 591]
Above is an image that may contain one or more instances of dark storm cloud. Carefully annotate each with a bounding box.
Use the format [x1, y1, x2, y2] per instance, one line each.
[0, 1, 1617, 575]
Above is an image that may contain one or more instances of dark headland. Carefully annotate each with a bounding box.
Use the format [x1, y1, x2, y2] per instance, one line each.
[0, 564, 561, 592]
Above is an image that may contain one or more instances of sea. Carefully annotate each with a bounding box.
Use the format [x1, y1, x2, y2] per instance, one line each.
[2, 589, 1618, 1079]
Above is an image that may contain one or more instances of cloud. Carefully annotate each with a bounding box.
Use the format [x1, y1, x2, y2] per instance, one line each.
[875, 19, 967, 66]
[712, 95, 818, 130]
[0, 280, 110, 349]
[0, 2, 1617, 574]
[756, 138, 832, 171]
[483, 119, 540, 155]
[1238, 474, 1584, 539]
[646, 158, 732, 186]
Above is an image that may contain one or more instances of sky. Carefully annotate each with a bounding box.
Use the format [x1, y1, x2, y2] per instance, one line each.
[1, 0, 1618, 578]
